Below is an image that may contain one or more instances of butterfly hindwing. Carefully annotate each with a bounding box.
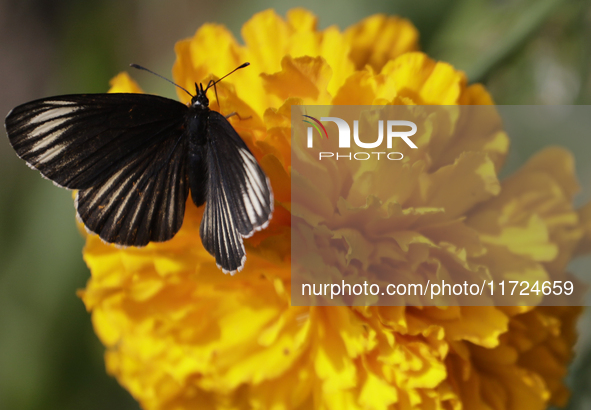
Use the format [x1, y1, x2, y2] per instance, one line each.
[199, 112, 273, 273]
[6, 93, 191, 246]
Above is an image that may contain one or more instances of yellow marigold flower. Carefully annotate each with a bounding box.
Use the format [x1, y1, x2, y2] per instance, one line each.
[78, 8, 585, 410]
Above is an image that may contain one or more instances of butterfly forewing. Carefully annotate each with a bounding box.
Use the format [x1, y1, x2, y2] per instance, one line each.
[5, 94, 188, 189]
[6, 93, 191, 246]
[199, 112, 273, 273]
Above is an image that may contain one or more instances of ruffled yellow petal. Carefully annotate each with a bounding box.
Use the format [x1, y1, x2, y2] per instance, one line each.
[261, 56, 332, 104]
[108, 72, 143, 93]
[241, 9, 294, 76]
[424, 152, 501, 218]
[345, 14, 419, 71]
[381, 53, 469, 105]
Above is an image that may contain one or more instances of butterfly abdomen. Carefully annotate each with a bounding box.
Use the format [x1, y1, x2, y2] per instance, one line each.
[186, 108, 209, 208]
[188, 145, 208, 208]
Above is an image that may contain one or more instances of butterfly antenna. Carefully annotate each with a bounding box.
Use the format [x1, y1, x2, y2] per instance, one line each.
[204, 62, 250, 93]
[204, 62, 250, 111]
[213, 81, 221, 111]
[130, 64, 193, 98]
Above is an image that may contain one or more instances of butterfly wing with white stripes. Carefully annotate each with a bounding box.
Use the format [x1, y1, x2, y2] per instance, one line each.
[199, 111, 273, 273]
[5, 93, 190, 246]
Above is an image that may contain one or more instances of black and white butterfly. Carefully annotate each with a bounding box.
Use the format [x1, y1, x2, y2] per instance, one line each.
[4, 63, 273, 274]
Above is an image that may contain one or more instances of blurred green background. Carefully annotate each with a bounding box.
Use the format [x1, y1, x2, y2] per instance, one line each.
[1, 0, 591, 409]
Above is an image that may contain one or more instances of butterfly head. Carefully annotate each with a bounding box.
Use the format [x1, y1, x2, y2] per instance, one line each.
[191, 83, 210, 109]
[189, 63, 250, 111]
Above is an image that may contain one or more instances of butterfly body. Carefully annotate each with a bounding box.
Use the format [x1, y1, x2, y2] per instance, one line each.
[5, 80, 273, 274]
[186, 88, 214, 208]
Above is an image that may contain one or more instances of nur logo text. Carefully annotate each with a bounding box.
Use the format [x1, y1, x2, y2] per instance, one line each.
[303, 116, 417, 161]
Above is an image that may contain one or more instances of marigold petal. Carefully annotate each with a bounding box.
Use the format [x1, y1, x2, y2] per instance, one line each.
[108, 72, 143, 93]
[319, 27, 356, 96]
[345, 15, 419, 71]
[413, 306, 508, 348]
[481, 215, 558, 262]
[242, 10, 292, 76]
[424, 152, 501, 218]
[332, 70, 384, 105]
[382, 53, 466, 105]
[517, 147, 580, 199]
[261, 56, 332, 104]
[359, 371, 399, 408]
